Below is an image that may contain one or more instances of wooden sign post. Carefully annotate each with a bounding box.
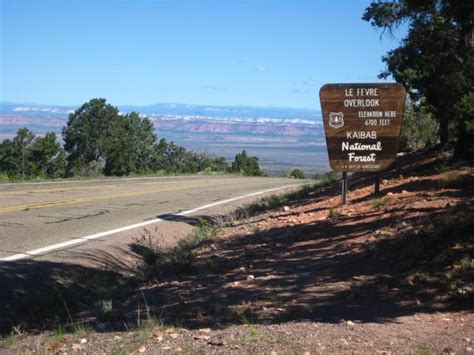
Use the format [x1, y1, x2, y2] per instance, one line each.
[319, 83, 406, 203]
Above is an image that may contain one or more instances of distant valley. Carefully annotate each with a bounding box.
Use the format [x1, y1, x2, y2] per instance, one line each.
[0, 102, 330, 176]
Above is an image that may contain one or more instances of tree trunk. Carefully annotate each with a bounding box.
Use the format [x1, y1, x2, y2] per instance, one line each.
[439, 115, 449, 146]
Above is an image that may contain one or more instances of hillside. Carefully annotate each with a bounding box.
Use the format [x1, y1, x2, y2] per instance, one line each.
[1, 147, 473, 354]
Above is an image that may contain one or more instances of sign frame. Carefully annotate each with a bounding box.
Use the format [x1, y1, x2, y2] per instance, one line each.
[319, 83, 406, 173]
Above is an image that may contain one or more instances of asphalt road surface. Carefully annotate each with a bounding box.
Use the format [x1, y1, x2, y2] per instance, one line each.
[0, 175, 304, 261]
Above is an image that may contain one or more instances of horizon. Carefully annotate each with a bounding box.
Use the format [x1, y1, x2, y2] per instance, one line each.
[0, 99, 322, 113]
[1, 0, 406, 110]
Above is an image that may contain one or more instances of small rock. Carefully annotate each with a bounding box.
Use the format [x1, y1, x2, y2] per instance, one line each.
[466, 347, 472, 352]
[346, 320, 355, 326]
[270, 351, 277, 355]
[194, 335, 211, 341]
[198, 328, 211, 333]
[401, 190, 408, 194]
[208, 340, 225, 346]
[114, 335, 122, 340]
[464, 338, 471, 343]
[161, 346, 172, 350]
[175, 347, 182, 352]
[387, 192, 394, 196]
[283, 206, 290, 211]
[71, 344, 83, 351]
[169, 333, 179, 339]
[138, 345, 146, 353]
[80, 338, 87, 344]
[247, 275, 255, 280]
[340, 338, 349, 346]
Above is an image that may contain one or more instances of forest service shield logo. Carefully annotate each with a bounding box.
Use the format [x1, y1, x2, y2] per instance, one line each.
[328, 112, 344, 129]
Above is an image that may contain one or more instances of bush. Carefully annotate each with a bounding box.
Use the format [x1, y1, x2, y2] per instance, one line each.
[313, 170, 340, 185]
[231, 150, 263, 176]
[289, 169, 305, 179]
[399, 102, 438, 152]
[454, 92, 474, 159]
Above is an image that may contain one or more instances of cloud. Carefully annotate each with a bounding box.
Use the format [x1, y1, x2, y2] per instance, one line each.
[290, 88, 311, 95]
[203, 85, 227, 92]
[303, 78, 319, 86]
[255, 65, 269, 72]
[13, 106, 64, 113]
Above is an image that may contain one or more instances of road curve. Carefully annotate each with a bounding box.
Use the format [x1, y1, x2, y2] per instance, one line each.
[0, 175, 304, 261]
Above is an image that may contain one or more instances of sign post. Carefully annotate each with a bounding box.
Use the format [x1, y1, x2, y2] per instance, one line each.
[319, 83, 406, 203]
[342, 171, 348, 204]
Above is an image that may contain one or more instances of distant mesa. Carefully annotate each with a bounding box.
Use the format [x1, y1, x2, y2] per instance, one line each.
[0, 101, 324, 139]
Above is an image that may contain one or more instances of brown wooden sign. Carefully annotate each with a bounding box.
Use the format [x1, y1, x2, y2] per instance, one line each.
[319, 83, 406, 172]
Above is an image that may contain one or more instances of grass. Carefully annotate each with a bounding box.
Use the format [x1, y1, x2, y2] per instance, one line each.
[372, 197, 386, 207]
[268, 294, 283, 304]
[239, 312, 262, 343]
[136, 317, 161, 342]
[327, 207, 341, 219]
[236, 183, 317, 219]
[111, 348, 132, 355]
[133, 219, 221, 274]
[249, 223, 261, 234]
[414, 346, 434, 355]
[438, 171, 467, 188]
[134, 290, 183, 342]
[1, 335, 15, 346]
[313, 170, 341, 185]
[53, 324, 67, 342]
[73, 323, 93, 337]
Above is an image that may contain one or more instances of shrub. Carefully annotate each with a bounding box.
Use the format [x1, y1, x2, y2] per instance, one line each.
[289, 169, 305, 179]
[327, 207, 341, 218]
[399, 102, 438, 152]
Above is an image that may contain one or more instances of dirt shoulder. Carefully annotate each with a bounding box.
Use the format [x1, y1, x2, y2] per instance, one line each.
[1, 147, 473, 354]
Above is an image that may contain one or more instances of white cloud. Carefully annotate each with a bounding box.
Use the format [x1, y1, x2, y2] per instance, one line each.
[13, 106, 68, 113]
[203, 85, 227, 92]
[255, 65, 269, 72]
[14, 107, 31, 112]
[303, 78, 319, 86]
[290, 88, 311, 95]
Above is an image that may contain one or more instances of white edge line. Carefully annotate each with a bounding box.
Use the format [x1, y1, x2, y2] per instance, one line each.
[0, 183, 306, 262]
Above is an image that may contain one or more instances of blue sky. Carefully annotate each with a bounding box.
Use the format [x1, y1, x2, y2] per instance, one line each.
[1, 0, 406, 109]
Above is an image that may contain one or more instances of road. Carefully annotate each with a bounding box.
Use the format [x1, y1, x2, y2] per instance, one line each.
[0, 175, 304, 261]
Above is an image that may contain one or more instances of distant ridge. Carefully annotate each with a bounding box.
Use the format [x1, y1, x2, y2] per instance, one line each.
[0, 101, 321, 121]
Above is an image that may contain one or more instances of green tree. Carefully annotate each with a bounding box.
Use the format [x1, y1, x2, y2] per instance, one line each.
[289, 169, 305, 179]
[31, 132, 67, 178]
[453, 92, 474, 158]
[399, 100, 438, 152]
[0, 138, 16, 177]
[363, 0, 474, 154]
[231, 150, 263, 176]
[12, 128, 35, 178]
[63, 98, 119, 174]
[104, 112, 157, 176]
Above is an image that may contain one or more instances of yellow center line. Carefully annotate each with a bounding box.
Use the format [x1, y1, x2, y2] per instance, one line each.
[0, 178, 252, 214]
[0, 185, 108, 195]
[0, 178, 235, 195]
